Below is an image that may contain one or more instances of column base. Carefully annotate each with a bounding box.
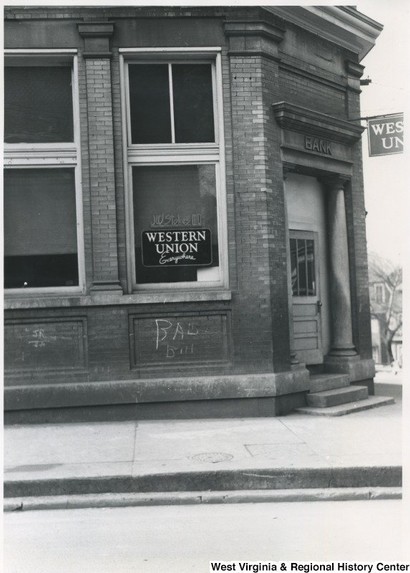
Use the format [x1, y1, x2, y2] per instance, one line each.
[327, 346, 357, 357]
[324, 354, 375, 383]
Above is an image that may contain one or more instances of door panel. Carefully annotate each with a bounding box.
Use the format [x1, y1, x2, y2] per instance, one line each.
[290, 230, 322, 364]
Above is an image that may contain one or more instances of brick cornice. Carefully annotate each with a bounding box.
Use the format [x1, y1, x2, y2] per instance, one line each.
[272, 101, 364, 145]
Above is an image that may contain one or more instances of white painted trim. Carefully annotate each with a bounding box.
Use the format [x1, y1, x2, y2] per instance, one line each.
[4, 152, 78, 166]
[214, 51, 229, 290]
[5, 49, 77, 54]
[128, 152, 220, 164]
[120, 55, 134, 295]
[168, 63, 176, 144]
[119, 47, 222, 54]
[72, 55, 86, 294]
[127, 164, 137, 293]
[5, 286, 85, 296]
[124, 61, 132, 148]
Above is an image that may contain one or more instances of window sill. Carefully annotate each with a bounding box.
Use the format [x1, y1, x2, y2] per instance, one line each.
[4, 289, 232, 310]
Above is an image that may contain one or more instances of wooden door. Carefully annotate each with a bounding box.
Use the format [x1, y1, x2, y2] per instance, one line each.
[290, 230, 323, 364]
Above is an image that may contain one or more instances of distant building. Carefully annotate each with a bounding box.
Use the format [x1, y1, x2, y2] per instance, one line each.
[368, 255, 403, 366]
[4, 6, 383, 421]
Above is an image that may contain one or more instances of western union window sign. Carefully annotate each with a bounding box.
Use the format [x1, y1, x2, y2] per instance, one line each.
[367, 113, 403, 156]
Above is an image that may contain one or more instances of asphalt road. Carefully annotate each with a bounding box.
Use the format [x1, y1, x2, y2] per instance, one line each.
[4, 500, 409, 573]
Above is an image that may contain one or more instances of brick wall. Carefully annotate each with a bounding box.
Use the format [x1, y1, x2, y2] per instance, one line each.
[228, 52, 290, 373]
[3, 6, 375, 408]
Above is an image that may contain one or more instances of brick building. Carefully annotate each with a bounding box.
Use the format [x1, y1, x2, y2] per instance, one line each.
[4, 6, 384, 422]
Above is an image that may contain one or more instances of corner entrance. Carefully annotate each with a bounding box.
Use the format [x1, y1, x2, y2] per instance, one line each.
[285, 172, 330, 365]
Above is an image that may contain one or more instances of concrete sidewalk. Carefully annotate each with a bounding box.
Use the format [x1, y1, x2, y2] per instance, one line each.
[3, 390, 402, 511]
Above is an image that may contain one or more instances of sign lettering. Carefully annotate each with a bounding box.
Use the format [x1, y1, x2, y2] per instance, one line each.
[304, 136, 332, 155]
[141, 228, 212, 267]
[368, 113, 403, 156]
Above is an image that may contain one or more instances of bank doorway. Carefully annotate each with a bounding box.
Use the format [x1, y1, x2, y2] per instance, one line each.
[285, 173, 331, 365]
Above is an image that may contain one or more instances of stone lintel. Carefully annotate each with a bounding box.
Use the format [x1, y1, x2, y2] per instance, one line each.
[273, 101, 364, 145]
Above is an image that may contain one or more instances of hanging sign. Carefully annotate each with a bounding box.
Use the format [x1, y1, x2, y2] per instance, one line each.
[141, 228, 213, 267]
[367, 113, 403, 156]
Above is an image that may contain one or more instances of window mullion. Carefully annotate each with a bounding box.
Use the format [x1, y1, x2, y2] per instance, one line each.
[168, 63, 176, 144]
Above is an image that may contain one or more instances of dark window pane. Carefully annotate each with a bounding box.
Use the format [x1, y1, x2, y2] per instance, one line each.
[290, 238, 298, 296]
[5, 66, 74, 143]
[297, 240, 307, 296]
[173, 64, 215, 143]
[129, 64, 172, 144]
[306, 239, 316, 295]
[133, 164, 218, 284]
[4, 168, 78, 288]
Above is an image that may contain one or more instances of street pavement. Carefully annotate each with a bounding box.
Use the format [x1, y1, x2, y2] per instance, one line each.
[4, 500, 409, 572]
[3, 375, 403, 511]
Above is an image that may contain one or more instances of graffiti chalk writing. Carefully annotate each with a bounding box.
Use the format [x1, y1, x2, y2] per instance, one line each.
[166, 344, 194, 358]
[27, 328, 57, 348]
[155, 319, 199, 359]
[151, 213, 202, 228]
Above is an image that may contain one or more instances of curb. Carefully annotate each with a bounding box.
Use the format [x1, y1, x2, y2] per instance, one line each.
[4, 465, 402, 498]
[4, 487, 402, 512]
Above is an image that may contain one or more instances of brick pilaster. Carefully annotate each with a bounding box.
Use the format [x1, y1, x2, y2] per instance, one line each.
[78, 22, 122, 292]
[225, 16, 291, 373]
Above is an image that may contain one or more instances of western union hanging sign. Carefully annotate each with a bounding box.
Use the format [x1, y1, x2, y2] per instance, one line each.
[367, 113, 403, 156]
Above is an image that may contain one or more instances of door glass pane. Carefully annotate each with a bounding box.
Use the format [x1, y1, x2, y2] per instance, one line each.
[290, 236, 316, 297]
[4, 168, 78, 288]
[5, 66, 74, 143]
[297, 240, 307, 296]
[173, 64, 215, 143]
[290, 238, 298, 296]
[129, 64, 172, 144]
[133, 164, 218, 284]
[306, 239, 316, 295]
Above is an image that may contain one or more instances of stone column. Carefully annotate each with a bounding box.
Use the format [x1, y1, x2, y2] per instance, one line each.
[78, 22, 122, 293]
[325, 177, 357, 356]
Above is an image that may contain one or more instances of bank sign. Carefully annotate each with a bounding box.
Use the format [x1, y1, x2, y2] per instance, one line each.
[367, 113, 403, 156]
[142, 229, 212, 267]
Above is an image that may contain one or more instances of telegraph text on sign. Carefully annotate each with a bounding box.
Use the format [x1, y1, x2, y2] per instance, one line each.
[141, 228, 212, 267]
[368, 113, 403, 156]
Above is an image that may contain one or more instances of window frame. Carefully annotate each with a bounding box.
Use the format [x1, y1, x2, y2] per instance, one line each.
[120, 48, 229, 293]
[4, 50, 85, 295]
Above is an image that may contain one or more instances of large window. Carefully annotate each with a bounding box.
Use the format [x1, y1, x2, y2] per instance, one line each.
[4, 52, 83, 292]
[122, 50, 227, 290]
[129, 64, 215, 144]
